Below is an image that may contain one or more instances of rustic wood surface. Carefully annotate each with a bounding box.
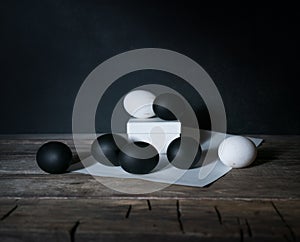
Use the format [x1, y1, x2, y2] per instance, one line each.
[0, 134, 299, 241]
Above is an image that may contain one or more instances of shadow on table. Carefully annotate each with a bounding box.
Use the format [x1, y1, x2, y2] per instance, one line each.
[67, 152, 96, 171]
[249, 142, 277, 167]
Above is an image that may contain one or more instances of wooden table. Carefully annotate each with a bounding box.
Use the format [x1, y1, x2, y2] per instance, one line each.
[0, 135, 299, 242]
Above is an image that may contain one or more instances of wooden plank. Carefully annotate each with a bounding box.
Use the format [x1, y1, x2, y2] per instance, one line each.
[0, 171, 298, 200]
[180, 200, 300, 241]
[0, 199, 299, 242]
[0, 135, 300, 200]
[0, 135, 299, 241]
[0, 135, 299, 200]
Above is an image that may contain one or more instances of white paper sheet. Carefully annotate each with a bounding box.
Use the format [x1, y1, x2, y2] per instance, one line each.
[72, 130, 263, 187]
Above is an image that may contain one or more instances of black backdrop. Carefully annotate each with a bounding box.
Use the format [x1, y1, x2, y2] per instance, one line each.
[0, 1, 299, 134]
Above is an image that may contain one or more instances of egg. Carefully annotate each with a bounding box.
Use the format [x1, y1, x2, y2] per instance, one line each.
[153, 93, 185, 120]
[91, 133, 128, 166]
[218, 136, 257, 168]
[167, 136, 202, 169]
[119, 141, 159, 174]
[123, 90, 156, 118]
[36, 142, 72, 174]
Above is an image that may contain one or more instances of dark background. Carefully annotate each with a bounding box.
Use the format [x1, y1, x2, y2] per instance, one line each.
[0, 1, 299, 134]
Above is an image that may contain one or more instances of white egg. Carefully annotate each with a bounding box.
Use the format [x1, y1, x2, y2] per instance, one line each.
[123, 90, 156, 118]
[218, 136, 257, 168]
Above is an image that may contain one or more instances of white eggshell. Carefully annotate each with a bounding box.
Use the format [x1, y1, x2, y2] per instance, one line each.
[123, 90, 156, 118]
[218, 136, 257, 168]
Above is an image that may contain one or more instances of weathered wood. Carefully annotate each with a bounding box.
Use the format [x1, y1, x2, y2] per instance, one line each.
[0, 172, 299, 200]
[0, 135, 299, 241]
[0, 199, 298, 242]
[0, 135, 299, 200]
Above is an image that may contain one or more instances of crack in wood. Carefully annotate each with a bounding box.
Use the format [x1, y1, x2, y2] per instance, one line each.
[176, 200, 184, 234]
[283, 233, 292, 242]
[214, 206, 222, 224]
[239, 228, 244, 242]
[1, 204, 18, 221]
[125, 205, 132, 219]
[271, 201, 296, 242]
[147, 200, 152, 211]
[69, 220, 80, 242]
[237, 217, 244, 242]
[245, 218, 252, 237]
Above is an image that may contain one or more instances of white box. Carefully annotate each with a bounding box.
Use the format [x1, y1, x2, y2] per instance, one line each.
[127, 118, 181, 153]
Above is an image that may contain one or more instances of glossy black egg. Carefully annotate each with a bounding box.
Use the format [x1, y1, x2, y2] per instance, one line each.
[36, 141, 72, 174]
[153, 93, 185, 120]
[119, 141, 159, 174]
[167, 137, 202, 169]
[91, 133, 128, 166]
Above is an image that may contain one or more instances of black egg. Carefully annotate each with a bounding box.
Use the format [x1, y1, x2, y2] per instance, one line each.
[153, 93, 185, 120]
[119, 141, 159, 174]
[36, 141, 72, 174]
[167, 137, 202, 169]
[91, 133, 128, 166]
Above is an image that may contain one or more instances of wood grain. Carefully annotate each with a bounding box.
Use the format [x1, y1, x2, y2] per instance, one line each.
[0, 135, 299, 200]
[0, 199, 298, 242]
[0, 134, 299, 241]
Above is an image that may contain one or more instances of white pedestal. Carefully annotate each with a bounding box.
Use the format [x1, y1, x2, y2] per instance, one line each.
[127, 118, 181, 153]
